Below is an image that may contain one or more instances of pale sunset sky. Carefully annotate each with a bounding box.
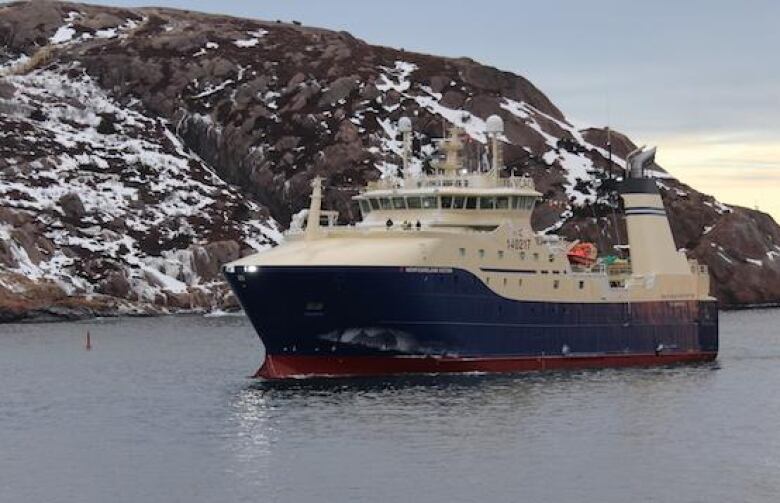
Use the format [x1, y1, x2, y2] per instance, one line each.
[102, 0, 780, 220]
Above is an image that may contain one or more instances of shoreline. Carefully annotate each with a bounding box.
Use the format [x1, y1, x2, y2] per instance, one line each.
[720, 302, 780, 311]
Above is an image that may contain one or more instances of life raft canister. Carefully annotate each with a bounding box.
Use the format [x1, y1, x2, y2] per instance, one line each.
[567, 242, 598, 266]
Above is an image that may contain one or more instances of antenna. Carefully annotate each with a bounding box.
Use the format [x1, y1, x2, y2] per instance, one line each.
[398, 116, 412, 178]
[486, 114, 504, 180]
[606, 126, 612, 180]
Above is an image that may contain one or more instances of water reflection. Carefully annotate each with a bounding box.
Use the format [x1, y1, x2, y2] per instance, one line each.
[3, 310, 775, 503]
[230, 362, 720, 451]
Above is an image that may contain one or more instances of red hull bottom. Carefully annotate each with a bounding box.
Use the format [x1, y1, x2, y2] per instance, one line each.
[255, 352, 718, 379]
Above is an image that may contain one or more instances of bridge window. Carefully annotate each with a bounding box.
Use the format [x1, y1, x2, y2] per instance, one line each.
[369, 198, 380, 210]
[407, 196, 422, 209]
[422, 196, 437, 209]
[380, 197, 392, 209]
[496, 197, 509, 209]
[392, 197, 406, 209]
[441, 196, 453, 209]
[465, 197, 477, 209]
[479, 197, 495, 209]
[359, 200, 371, 214]
[452, 196, 466, 209]
[513, 196, 536, 210]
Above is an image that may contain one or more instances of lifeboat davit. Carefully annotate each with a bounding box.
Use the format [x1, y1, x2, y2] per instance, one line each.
[567, 242, 598, 266]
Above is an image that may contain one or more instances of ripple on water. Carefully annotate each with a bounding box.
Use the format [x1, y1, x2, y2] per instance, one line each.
[0, 311, 778, 503]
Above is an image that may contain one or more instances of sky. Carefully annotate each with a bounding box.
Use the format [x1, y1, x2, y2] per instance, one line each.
[100, 0, 780, 220]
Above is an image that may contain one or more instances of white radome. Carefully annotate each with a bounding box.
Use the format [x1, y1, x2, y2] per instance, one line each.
[486, 114, 504, 134]
[398, 116, 413, 132]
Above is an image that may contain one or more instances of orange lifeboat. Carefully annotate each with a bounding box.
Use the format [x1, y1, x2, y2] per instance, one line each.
[567, 242, 598, 266]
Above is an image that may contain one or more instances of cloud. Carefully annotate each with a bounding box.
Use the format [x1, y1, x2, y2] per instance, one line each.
[650, 133, 780, 219]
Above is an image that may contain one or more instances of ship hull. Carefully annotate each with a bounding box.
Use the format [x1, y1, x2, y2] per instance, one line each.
[224, 266, 718, 379]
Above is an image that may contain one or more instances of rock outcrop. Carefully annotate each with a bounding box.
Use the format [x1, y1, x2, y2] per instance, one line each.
[0, 0, 778, 319]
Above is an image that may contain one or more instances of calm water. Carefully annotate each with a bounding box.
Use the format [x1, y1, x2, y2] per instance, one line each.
[1, 309, 779, 503]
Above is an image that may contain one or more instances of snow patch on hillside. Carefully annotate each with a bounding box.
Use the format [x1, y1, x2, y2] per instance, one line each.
[48, 11, 142, 47]
[49, 11, 79, 44]
[0, 66, 278, 300]
[376, 61, 417, 93]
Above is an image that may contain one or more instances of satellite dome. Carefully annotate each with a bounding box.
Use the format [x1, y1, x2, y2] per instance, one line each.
[486, 114, 504, 134]
[398, 116, 413, 132]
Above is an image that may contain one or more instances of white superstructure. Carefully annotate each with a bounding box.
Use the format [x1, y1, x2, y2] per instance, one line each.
[228, 116, 712, 304]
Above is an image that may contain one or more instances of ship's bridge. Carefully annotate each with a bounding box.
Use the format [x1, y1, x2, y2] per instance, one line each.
[355, 174, 539, 231]
[353, 119, 540, 231]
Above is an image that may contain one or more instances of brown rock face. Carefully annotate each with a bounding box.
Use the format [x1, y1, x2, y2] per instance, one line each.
[191, 240, 241, 281]
[58, 192, 86, 220]
[0, 0, 778, 317]
[98, 271, 131, 298]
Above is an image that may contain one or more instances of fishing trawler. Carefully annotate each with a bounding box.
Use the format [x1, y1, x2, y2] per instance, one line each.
[223, 115, 718, 379]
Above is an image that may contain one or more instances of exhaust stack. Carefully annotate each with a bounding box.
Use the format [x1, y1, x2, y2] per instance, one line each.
[620, 147, 689, 276]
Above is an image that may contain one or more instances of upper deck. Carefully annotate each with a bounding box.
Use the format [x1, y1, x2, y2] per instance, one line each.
[364, 171, 538, 193]
[232, 116, 713, 303]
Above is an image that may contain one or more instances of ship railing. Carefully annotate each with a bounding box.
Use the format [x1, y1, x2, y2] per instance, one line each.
[365, 173, 536, 191]
[570, 264, 607, 275]
[606, 262, 632, 276]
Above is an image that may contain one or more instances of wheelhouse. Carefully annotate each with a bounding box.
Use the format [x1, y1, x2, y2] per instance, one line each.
[357, 194, 537, 217]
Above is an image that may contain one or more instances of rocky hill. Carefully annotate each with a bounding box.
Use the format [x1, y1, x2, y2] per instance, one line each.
[0, 0, 778, 320]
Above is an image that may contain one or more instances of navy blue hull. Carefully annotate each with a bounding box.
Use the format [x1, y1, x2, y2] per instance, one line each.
[224, 266, 718, 377]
